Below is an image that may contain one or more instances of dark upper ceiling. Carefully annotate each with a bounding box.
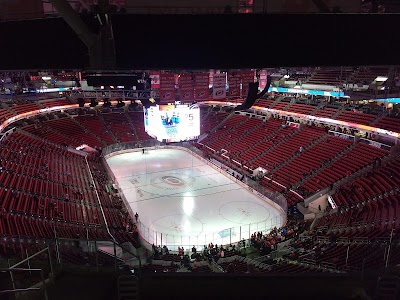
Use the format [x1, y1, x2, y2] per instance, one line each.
[0, 14, 399, 70]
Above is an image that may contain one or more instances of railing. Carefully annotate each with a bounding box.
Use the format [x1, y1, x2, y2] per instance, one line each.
[359, 137, 392, 151]
[56, 238, 143, 271]
[84, 155, 116, 244]
[0, 126, 16, 143]
[101, 139, 161, 158]
[304, 186, 331, 206]
[101, 140, 288, 252]
[1, 236, 142, 276]
[0, 268, 49, 300]
[70, 89, 156, 101]
[328, 130, 355, 141]
[135, 217, 283, 252]
[0, 103, 79, 132]
[2, 248, 52, 298]
[125, 6, 235, 14]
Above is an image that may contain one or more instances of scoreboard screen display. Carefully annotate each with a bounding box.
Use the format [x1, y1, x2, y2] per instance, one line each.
[144, 104, 200, 142]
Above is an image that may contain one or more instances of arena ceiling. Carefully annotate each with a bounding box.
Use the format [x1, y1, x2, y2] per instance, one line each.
[0, 14, 399, 70]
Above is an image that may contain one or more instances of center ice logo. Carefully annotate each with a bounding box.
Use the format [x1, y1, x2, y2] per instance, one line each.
[150, 174, 196, 190]
[161, 176, 185, 186]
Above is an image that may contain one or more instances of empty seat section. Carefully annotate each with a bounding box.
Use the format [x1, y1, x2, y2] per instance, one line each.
[335, 110, 377, 126]
[127, 112, 153, 140]
[45, 118, 103, 148]
[303, 143, 389, 195]
[76, 115, 116, 145]
[102, 113, 136, 142]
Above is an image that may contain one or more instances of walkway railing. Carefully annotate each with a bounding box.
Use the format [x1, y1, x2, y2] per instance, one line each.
[1, 237, 141, 277]
[0, 268, 49, 300]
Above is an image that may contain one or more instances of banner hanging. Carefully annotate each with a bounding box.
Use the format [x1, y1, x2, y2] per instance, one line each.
[241, 70, 256, 98]
[195, 73, 209, 101]
[259, 70, 268, 90]
[179, 74, 194, 102]
[150, 71, 160, 89]
[213, 73, 227, 100]
[228, 71, 241, 99]
[159, 73, 176, 103]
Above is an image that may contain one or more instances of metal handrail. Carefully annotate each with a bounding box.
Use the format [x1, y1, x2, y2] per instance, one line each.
[10, 247, 50, 269]
[4, 237, 140, 274]
[0, 268, 48, 300]
[117, 244, 142, 267]
[113, 241, 142, 269]
[0, 288, 41, 294]
[0, 126, 16, 143]
[0, 267, 44, 272]
[84, 155, 116, 243]
[55, 237, 142, 270]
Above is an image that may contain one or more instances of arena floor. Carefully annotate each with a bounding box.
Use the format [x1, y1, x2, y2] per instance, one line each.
[105, 148, 285, 251]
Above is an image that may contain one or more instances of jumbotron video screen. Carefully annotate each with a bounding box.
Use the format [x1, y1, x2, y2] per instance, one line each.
[144, 103, 200, 142]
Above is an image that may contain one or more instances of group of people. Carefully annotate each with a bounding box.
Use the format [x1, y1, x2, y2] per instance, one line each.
[152, 244, 170, 258]
[150, 241, 246, 266]
[146, 222, 310, 273]
[251, 221, 307, 256]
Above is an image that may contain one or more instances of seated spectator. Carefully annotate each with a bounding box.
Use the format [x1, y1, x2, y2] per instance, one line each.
[226, 263, 235, 273]
[289, 251, 298, 260]
[247, 264, 258, 274]
[163, 245, 169, 255]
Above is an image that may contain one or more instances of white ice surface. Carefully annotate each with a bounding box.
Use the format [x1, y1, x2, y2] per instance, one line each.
[106, 148, 284, 250]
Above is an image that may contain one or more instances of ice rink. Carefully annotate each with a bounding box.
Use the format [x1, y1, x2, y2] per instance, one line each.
[105, 148, 285, 250]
